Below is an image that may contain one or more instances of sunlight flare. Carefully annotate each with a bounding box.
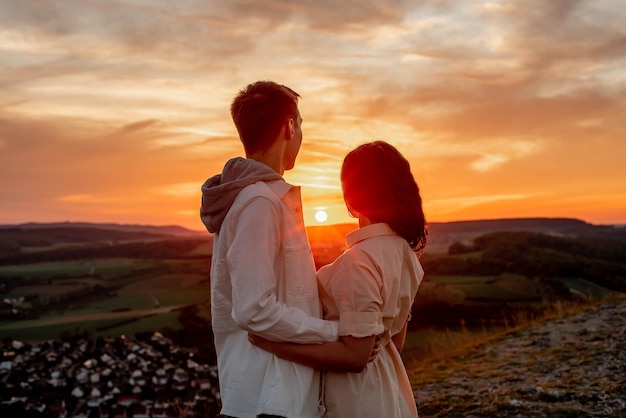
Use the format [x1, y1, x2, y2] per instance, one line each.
[314, 209, 328, 223]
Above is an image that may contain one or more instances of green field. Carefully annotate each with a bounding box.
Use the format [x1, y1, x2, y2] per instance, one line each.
[0, 257, 209, 341]
[560, 277, 613, 299]
[70, 294, 159, 313]
[404, 326, 502, 352]
[430, 275, 493, 284]
[0, 311, 183, 341]
[0, 259, 140, 276]
[423, 274, 555, 303]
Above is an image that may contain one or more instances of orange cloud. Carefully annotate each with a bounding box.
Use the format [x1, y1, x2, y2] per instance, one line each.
[1, 0, 624, 230]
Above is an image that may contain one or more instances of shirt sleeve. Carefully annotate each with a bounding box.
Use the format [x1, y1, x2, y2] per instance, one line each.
[324, 249, 385, 338]
[226, 196, 338, 344]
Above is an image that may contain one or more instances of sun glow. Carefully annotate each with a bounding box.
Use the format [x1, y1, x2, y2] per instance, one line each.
[314, 209, 328, 223]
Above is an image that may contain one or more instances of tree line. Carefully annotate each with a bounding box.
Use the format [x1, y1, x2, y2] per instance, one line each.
[421, 231, 626, 292]
[0, 238, 211, 265]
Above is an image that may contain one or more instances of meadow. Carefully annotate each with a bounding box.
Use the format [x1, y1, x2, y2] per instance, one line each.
[0, 232, 211, 343]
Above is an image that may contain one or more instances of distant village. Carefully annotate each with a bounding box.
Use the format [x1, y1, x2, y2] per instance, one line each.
[0, 332, 221, 417]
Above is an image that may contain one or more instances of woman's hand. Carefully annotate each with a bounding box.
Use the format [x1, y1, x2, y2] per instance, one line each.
[248, 332, 378, 373]
[368, 334, 382, 362]
[248, 332, 271, 350]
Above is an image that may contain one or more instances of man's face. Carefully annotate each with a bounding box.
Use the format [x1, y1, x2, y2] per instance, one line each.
[285, 109, 303, 171]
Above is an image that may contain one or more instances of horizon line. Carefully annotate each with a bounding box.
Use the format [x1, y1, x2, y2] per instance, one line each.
[1, 216, 625, 233]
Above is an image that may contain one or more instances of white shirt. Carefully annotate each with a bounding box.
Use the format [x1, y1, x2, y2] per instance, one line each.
[211, 179, 339, 418]
[317, 223, 423, 418]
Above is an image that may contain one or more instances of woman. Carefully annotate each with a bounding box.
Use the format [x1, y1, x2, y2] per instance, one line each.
[250, 141, 427, 417]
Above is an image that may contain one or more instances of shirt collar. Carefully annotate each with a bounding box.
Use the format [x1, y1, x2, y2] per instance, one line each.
[275, 180, 295, 198]
[345, 223, 396, 248]
[268, 181, 302, 216]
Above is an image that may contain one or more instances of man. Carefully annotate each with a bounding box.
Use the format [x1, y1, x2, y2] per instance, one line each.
[200, 81, 339, 418]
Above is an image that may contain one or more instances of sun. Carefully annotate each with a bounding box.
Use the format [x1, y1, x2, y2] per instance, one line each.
[314, 209, 328, 223]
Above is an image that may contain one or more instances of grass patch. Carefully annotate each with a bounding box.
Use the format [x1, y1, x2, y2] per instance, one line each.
[429, 275, 494, 285]
[117, 273, 207, 295]
[183, 242, 212, 257]
[449, 250, 485, 260]
[404, 326, 504, 356]
[0, 321, 85, 341]
[91, 311, 183, 338]
[560, 277, 613, 300]
[0, 311, 183, 341]
[71, 294, 159, 313]
[404, 296, 616, 368]
[0, 259, 151, 279]
[156, 283, 209, 306]
[461, 283, 532, 300]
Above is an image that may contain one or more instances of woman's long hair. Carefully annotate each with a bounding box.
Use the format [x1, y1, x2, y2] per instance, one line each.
[341, 141, 427, 252]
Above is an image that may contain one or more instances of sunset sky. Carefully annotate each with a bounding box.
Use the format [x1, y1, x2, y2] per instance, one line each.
[1, 0, 625, 231]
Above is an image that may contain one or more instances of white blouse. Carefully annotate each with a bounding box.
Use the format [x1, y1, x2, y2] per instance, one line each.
[317, 223, 424, 418]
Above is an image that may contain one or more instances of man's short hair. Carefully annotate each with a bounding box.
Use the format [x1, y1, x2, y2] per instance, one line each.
[230, 81, 300, 154]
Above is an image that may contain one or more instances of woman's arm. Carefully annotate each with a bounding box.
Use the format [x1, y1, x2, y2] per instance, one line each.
[249, 333, 376, 373]
[391, 320, 408, 353]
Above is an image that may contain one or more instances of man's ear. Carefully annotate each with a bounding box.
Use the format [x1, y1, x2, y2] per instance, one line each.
[287, 118, 295, 139]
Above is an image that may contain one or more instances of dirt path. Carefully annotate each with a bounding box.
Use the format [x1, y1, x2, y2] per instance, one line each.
[0, 304, 188, 330]
[407, 297, 626, 417]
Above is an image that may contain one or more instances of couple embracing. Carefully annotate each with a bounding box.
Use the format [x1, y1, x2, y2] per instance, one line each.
[200, 80, 427, 418]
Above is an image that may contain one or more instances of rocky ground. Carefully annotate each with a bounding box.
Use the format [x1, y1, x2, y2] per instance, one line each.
[406, 297, 626, 417]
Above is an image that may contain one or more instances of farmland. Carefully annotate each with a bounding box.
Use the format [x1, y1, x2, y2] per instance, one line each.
[0, 225, 212, 344]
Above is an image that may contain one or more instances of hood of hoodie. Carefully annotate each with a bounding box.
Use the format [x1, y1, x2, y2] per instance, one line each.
[200, 157, 283, 233]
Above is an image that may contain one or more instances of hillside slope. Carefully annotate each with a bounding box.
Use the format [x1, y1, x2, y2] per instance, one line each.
[0, 221, 203, 236]
[424, 218, 626, 254]
[406, 297, 626, 417]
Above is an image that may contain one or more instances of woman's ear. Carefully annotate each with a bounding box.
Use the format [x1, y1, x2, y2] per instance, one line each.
[345, 201, 359, 219]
